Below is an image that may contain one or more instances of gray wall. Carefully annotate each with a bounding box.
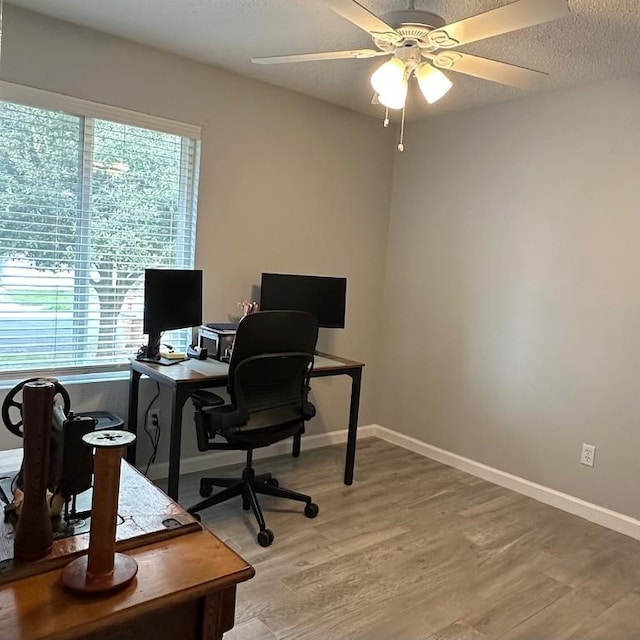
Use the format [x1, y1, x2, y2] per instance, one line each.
[379, 75, 640, 518]
[0, 6, 395, 464]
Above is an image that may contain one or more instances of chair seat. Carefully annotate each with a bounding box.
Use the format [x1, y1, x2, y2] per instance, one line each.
[204, 401, 309, 433]
[225, 421, 304, 449]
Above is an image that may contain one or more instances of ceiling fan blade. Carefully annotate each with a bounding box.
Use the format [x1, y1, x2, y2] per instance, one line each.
[429, 51, 548, 89]
[321, 0, 403, 44]
[252, 49, 388, 65]
[428, 0, 570, 48]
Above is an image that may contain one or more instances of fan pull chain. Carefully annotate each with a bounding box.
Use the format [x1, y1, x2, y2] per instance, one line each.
[383, 107, 389, 128]
[398, 103, 406, 152]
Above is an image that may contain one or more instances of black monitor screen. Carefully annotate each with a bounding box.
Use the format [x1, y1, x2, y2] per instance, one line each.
[143, 269, 203, 334]
[259, 273, 347, 328]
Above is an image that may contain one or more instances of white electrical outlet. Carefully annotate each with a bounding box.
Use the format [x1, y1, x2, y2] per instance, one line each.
[149, 409, 160, 431]
[580, 443, 596, 467]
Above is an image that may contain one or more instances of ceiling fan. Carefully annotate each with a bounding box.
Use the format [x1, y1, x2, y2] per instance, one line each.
[252, 0, 571, 149]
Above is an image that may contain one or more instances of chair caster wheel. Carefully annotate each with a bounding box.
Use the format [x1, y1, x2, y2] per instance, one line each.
[191, 512, 202, 522]
[304, 503, 319, 518]
[266, 478, 279, 488]
[199, 480, 213, 498]
[257, 529, 274, 547]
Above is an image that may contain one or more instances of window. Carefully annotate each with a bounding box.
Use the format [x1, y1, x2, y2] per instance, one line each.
[0, 85, 201, 377]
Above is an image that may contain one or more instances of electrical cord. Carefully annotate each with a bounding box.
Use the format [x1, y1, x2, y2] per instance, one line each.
[143, 381, 161, 477]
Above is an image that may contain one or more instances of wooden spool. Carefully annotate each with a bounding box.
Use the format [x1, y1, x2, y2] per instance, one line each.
[61, 430, 137, 593]
[14, 380, 55, 563]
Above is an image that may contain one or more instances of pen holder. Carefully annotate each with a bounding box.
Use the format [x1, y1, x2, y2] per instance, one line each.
[237, 301, 259, 317]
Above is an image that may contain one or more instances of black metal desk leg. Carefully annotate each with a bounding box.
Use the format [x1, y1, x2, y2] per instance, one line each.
[344, 368, 362, 485]
[167, 388, 190, 501]
[126, 369, 142, 465]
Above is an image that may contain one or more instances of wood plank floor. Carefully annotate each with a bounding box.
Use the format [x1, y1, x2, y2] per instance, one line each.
[175, 438, 640, 639]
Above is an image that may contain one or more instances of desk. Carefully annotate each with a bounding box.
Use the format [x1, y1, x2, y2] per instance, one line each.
[127, 352, 364, 501]
[0, 450, 255, 640]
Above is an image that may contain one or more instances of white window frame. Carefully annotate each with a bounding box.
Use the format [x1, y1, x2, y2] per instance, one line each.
[0, 82, 201, 139]
[0, 82, 202, 379]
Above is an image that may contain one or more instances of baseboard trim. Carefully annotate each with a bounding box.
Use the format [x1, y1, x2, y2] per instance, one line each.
[146, 424, 376, 482]
[148, 422, 640, 541]
[372, 424, 640, 541]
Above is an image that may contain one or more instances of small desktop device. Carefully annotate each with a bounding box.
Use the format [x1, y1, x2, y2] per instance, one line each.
[259, 273, 347, 328]
[198, 323, 237, 362]
[138, 269, 203, 365]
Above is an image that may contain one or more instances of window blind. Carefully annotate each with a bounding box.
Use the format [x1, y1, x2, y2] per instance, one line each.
[0, 96, 200, 378]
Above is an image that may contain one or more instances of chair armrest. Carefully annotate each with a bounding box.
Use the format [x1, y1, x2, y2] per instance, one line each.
[201, 404, 249, 433]
[302, 400, 316, 421]
[190, 390, 226, 408]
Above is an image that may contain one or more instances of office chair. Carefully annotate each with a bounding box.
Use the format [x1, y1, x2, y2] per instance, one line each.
[187, 310, 320, 547]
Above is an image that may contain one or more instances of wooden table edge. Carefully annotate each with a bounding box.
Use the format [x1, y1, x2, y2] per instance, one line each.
[2, 528, 255, 640]
[315, 352, 364, 369]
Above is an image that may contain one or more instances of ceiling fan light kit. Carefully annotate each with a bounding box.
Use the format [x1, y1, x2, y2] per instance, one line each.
[370, 57, 451, 111]
[370, 56, 405, 96]
[378, 85, 407, 110]
[415, 64, 452, 105]
[252, 0, 571, 150]
[370, 57, 408, 109]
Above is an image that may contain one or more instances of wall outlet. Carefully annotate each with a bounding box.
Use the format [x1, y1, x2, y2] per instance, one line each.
[149, 409, 160, 431]
[580, 443, 596, 467]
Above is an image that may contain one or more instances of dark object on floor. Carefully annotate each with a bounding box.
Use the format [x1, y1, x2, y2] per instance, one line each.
[75, 411, 124, 431]
[188, 310, 320, 546]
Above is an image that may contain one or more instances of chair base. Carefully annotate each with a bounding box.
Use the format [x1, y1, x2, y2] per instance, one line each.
[187, 453, 318, 547]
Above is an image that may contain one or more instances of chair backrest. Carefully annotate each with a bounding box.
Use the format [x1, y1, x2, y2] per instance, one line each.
[228, 311, 319, 433]
[229, 310, 318, 373]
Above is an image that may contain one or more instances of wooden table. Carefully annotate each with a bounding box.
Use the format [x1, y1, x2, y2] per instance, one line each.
[0, 450, 254, 640]
[127, 352, 364, 500]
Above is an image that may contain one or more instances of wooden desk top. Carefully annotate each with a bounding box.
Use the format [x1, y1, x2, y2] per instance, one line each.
[0, 528, 254, 640]
[315, 352, 364, 371]
[131, 351, 364, 385]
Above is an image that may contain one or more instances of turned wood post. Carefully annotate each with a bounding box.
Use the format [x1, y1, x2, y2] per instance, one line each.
[62, 430, 137, 593]
[14, 380, 54, 562]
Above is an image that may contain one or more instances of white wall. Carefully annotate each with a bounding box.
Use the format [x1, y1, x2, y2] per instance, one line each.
[380, 75, 640, 518]
[0, 6, 395, 465]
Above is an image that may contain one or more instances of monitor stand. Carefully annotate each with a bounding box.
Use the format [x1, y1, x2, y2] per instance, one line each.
[136, 332, 187, 366]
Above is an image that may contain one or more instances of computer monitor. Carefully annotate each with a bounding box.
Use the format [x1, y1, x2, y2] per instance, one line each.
[259, 273, 347, 328]
[140, 268, 203, 363]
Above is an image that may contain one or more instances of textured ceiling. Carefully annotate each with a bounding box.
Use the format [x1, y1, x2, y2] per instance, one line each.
[7, 0, 640, 120]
